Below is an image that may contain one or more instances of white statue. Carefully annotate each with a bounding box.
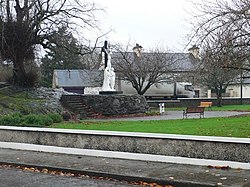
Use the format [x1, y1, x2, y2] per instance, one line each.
[110, 67, 116, 90]
[107, 52, 112, 70]
[101, 41, 116, 91]
[102, 67, 111, 91]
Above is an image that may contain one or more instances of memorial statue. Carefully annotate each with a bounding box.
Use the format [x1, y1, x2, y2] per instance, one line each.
[102, 67, 111, 90]
[101, 41, 116, 91]
[110, 67, 116, 90]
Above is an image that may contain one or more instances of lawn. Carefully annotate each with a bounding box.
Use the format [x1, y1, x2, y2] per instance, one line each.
[51, 116, 250, 138]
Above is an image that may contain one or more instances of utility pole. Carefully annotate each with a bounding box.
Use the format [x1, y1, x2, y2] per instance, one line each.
[240, 70, 243, 105]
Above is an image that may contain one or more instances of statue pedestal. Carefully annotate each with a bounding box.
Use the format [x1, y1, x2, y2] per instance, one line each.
[61, 94, 149, 117]
[99, 91, 123, 95]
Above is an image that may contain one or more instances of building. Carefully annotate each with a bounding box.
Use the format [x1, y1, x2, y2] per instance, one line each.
[226, 78, 250, 98]
[52, 47, 203, 97]
[52, 69, 102, 94]
[112, 48, 201, 97]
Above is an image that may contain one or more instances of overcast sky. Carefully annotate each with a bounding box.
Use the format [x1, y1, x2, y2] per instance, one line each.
[93, 0, 194, 52]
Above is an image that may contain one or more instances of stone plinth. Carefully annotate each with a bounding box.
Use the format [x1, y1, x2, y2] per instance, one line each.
[61, 94, 149, 116]
[82, 94, 148, 116]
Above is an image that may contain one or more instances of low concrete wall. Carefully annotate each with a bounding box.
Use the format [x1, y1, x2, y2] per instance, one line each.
[0, 126, 249, 163]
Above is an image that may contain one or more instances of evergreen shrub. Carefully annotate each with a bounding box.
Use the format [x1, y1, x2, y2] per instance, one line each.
[0, 113, 62, 127]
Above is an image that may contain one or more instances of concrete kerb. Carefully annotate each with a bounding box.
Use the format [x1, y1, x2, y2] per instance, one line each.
[0, 160, 215, 187]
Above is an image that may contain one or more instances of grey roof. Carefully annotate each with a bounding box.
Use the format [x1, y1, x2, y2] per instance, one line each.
[112, 52, 198, 72]
[53, 69, 103, 87]
[167, 53, 199, 71]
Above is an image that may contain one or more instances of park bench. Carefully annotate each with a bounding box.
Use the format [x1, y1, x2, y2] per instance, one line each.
[199, 101, 212, 110]
[183, 107, 205, 119]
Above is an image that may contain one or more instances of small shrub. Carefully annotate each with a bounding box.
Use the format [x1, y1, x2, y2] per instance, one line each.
[47, 113, 63, 123]
[61, 111, 71, 121]
[0, 113, 60, 127]
[0, 113, 22, 126]
[11, 113, 23, 118]
[41, 115, 54, 126]
[21, 114, 53, 127]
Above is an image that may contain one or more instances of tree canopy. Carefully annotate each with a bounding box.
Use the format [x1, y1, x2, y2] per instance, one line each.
[189, 0, 250, 69]
[197, 33, 241, 106]
[0, 0, 100, 87]
[114, 44, 177, 95]
[40, 27, 85, 87]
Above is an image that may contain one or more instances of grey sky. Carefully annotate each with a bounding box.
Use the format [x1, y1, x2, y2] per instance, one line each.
[94, 0, 193, 51]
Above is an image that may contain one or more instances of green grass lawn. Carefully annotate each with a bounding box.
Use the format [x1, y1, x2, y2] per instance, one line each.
[51, 116, 250, 138]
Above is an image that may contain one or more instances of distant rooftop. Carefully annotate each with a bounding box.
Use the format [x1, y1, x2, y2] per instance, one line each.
[112, 52, 199, 72]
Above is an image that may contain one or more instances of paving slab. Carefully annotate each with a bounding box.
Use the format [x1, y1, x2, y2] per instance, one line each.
[0, 148, 249, 187]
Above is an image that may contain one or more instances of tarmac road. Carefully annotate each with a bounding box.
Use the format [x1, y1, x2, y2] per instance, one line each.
[0, 167, 136, 187]
[88, 111, 250, 121]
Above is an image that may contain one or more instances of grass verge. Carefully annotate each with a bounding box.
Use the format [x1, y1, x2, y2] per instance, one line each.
[50, 116, 250, 138]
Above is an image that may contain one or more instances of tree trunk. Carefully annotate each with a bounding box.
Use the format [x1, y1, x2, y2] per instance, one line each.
[13, 56, 28, 86]
[216, 92, 222, 107]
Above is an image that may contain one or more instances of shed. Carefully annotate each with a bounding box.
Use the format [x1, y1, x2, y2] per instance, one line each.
[52, 69, 103, 94]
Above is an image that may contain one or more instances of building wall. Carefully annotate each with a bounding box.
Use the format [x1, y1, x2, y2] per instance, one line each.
[243, 86, 250, 97]
[84, 87, 102, 95]
[63, 87, 84, 94]
[226, 84, 250, 98]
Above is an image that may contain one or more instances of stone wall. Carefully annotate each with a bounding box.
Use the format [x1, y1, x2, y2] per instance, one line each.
[61, 94, 149, 116]
[83, 94, 149, 115]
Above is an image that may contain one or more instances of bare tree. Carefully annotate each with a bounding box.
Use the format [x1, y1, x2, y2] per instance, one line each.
[113, 44, 177, 95]
[0, 0, 101, 87]
[189, 0, 250, 69]
[197, 32, 241, 106]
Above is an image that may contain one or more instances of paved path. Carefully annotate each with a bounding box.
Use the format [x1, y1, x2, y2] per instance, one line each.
[89, 111, 250, 121]
[0, 148, 249, 187]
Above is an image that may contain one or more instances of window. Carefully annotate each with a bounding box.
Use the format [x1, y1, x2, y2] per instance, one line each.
[185, 85, 194, 91]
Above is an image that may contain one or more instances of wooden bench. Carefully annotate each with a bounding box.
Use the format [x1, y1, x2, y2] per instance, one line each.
[199, 102, 212, 110]
[183, 107, 205, 119]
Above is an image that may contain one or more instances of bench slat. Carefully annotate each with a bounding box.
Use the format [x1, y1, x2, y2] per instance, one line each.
[199, 102, 212, 110]
[183, 107, 204, 119]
